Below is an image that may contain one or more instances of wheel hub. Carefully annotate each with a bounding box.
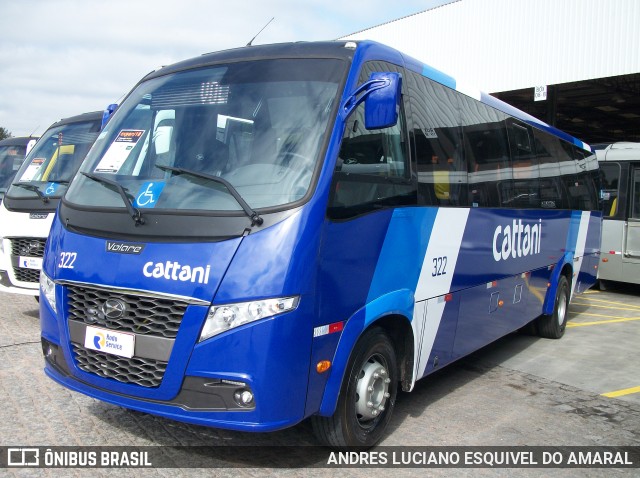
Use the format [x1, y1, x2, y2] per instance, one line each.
[557, 293, 567, 326]
[355, 358, 391, 421]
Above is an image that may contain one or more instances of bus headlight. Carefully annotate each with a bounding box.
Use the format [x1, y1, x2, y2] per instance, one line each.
[40, 272, 57, 313]
[199, 296, 299, 342]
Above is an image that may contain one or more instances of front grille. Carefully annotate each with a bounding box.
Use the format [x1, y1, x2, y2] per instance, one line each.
[66, 284, 188, 338]
[72, 343, 167, 388]
[13, 267, 41, 283]
[10, 237, 46, 258]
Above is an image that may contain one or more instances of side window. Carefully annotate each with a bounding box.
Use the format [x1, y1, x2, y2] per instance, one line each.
[600, 162, 621, 217]
[406, 71, 466, 207]
[569, 147, 599, 211]
[504, 120, 539, 208]
[532, 128, 570, 209]
[631, 168, 640, 220]
[328, 63, 415, 220]
[459, 96, 510, 208]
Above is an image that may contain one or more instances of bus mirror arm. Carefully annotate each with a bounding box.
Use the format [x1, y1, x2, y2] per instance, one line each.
[339, 72, 402, 130]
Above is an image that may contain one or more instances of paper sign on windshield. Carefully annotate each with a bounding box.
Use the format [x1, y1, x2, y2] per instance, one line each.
[19, 158, 45, 182]
[94, 129, 145, 174]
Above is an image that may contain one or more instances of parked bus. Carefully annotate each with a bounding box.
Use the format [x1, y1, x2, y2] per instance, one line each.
[596, 142, 640, 287]
[0, 136, 37, 203]
[0, 111, 103, 295]
[39, 41, 601, 448]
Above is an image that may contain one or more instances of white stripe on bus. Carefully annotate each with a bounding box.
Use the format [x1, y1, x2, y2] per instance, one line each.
[411, 208, 470, 388]
[571, 211, 591, 299]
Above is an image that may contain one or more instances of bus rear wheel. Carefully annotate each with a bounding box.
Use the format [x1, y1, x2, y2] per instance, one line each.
[311, 327, 398, 449]
[538, 275, 570, 339]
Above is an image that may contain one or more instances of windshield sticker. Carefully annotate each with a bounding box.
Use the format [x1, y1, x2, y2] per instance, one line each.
[135, 181, 165, 208]
[44, 182, 59, 196]
[94, 129, 145, 174]
[19, 158, 45, 182]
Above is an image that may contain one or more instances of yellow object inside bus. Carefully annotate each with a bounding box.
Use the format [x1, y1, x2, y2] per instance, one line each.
[42, 145, 75, 181]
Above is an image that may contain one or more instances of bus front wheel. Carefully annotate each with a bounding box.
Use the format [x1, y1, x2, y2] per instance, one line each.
[538, 275, 570, 339]
[311, 327, 398, 449]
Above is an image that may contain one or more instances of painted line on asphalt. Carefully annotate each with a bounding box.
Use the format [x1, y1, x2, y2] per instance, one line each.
[571, 296, 640, 310]
[602, 386, 640, 398]
[567, 314, 640, 327]
[570, 302, 640, 312]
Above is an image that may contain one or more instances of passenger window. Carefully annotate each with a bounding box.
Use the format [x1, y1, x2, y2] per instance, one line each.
[459, 96, 510, 208]
[566, 147, 599, 211]
[631, 168, 640, 220]
[533, 130, 575, 209]
[406, 71, 466, 207]
[504, 120, 539, 208]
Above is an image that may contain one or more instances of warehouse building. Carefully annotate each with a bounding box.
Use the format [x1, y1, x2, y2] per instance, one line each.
[341, 0, 640, 145]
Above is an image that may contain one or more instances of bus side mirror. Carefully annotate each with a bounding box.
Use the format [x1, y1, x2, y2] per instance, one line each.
[101, 103, 118, 130]
[340, 72, 402, 129]
[364, 72, 402, 130]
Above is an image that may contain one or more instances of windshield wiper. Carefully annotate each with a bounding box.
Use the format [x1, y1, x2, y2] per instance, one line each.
[81, 172, 145, 226]
[11, 183, 49, 203]
[156, 165, 263, 226]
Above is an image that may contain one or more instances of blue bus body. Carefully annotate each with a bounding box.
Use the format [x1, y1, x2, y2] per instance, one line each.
[40, 41, 601, 447]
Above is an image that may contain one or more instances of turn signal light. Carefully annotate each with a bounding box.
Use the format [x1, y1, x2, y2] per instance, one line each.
[316, 360, 332, 373]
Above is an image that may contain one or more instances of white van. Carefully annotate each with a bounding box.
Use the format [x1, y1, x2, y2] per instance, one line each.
[0, 136, 37, 204]
[0, 111, 102, 295]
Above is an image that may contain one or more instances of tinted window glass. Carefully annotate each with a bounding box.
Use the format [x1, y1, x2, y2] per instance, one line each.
[459, 96, 510, 208]
[406, 71, 466, 207]
[504, 120, 539, 208]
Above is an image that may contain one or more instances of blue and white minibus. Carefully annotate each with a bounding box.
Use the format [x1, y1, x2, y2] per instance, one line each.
[40, 41, 602, 448]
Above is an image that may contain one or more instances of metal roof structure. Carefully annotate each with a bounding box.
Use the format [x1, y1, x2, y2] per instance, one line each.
[341, 0, 640, 144]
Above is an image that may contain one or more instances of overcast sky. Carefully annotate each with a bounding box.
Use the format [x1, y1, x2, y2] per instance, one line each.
[0, 0, 448, 137]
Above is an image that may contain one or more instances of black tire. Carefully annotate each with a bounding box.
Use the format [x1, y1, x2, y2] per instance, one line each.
[311, 327, 398, 449]
[537, 275, 570, 339]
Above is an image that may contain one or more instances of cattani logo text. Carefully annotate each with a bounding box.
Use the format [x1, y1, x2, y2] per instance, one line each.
[143, 261, 211, 284]
[493, 219, 542, 262]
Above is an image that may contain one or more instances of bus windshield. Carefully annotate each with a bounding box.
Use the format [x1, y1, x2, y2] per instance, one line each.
[9, 119, 101, 200]
[0, 143, 27, 196]
[66, 59, 345, 213]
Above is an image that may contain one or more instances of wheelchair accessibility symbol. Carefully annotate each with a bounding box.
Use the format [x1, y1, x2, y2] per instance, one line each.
[44, 182, 58, 196]
[135, 181, 165, 208]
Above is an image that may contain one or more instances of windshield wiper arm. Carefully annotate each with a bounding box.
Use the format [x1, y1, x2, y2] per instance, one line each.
[81, 172, 145, 226]
[156, 165, 263, 226]
[11, 183, 49, 203]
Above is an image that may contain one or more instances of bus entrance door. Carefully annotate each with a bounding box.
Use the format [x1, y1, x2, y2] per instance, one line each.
[623, 166, 640, 260]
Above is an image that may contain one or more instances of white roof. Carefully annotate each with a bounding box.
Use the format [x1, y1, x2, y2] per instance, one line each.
[341, 0, 640, 93]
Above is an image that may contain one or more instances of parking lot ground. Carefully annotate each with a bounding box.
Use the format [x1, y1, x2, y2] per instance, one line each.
[474, 283, 640, 406]
[0, 284, 639, 477]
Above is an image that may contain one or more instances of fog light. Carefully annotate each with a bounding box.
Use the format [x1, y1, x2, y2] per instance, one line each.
[41, 338, 57, 361]
[234, 389, 254, 407]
